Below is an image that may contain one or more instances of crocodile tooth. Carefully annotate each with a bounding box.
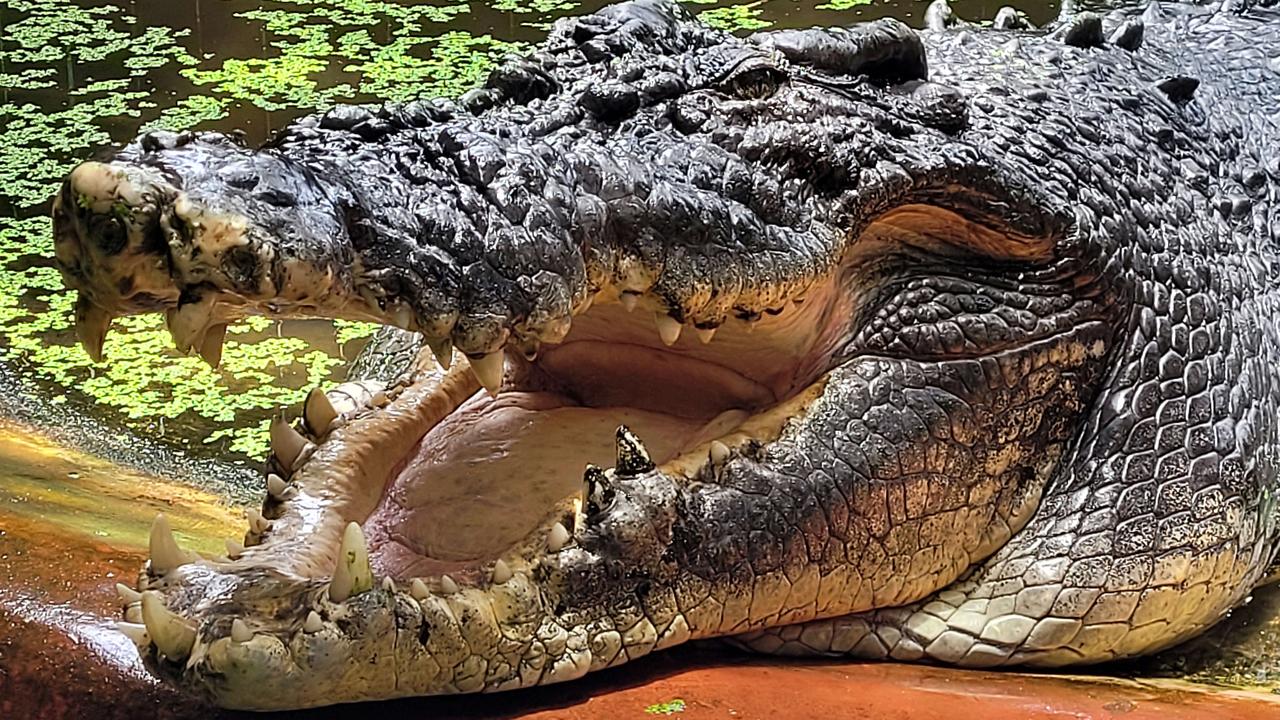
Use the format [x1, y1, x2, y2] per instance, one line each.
[427, 337, 453, 370]
[469, 351, 504, 396]
[696, 326, 717, 344]
[124, 603, 143, 624]
[266, 473, 288, 500]
[246, 508, 272, 535]
[391, 304, 414, 330]
[115, 582, 142, 605]
[230, 618, 253, 643]
[116, 621, 150, 648]
[329, 521, 374, 602]
[615, 425, 655, 475]
[382, 577, 396, 593]
[148, 514, 189, 575]
[225, 538, 245, 559]
[74, 294, 112, 363]
[547, 522, 570, 552]
[165, 294, 216, 354]
[579, 294, 594, 312]
[709, 440, 731, 467]
[141, 591, 196, 660]
[197, 323, 227, 368]
[371, 390, 389, 407]
[270, 417, 309, 472]
[491, 559, 512, 584]
[655, 314, 682, 346]
[410, 578, 430, 599]
[620, 292, 639, 312]
[439, 575, 459, 594]
[304, 387, 339, 435]
[303, 611, 323, 633]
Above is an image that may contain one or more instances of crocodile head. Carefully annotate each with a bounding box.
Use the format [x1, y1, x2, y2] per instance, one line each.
[49, 0, 1280, 710]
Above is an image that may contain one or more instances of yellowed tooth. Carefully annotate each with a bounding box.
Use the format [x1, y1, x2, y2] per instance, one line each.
[710, 440, 730, 467]
[266, 473, 289, 500]
[547, 522, 570, 553]
[165, 294, 216, 353]
[439, 575, 459, 594]
[655, 314, 682, 346]
[230, 618, 253, 643]
[620, 292, 639, 312]
[198, 323, 227, 368]
[410, 578, 430, 600]
[696, 326, 717, 344]
[304, 387, 339, 435]
[382, 577, 396, 593]
[141, 591, 195, 660]
[303, 610, 323, 633]
[246, 508, 271, 535]
[329, 521, 373, 602]
[116, 621, 150, 648]
[115, 582, 142, 605]
[269, 417, 309, 472]
[468, 351, 504, 397]
[225, 538, 245, 559]
[124, 603, 143, 624]
[148, 514, 190, 576]
[74, 294, 112, 363]
[426, 337, 453, 370]
[491, 559, 512, 584]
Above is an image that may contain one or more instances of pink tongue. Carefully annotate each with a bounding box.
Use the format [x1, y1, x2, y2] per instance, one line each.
[362, 391, 706, 579]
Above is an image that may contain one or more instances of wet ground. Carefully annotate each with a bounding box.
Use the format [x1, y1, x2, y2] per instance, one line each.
[6, 0, 1280, 717]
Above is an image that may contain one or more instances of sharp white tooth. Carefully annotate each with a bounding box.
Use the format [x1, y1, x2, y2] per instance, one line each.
[148, 514, 190, 576]
[225, 538, 245, 559]
[410, 578, 430, 599]
[655, 314, 682, 346]
[468, 352, 504, 397]
[329, 521, 373, 602]
[116, 621, 150, 648]
[116, 582, 142, 605]
[547, 522, 570, 552]
[165, 294, 216, 353]
[382, 576, 396, 593]
[197, 323, 227, 368]
[439, 575, 459, 594]
[304, 387, 338, 435]
[696, 326, 717, 344]
[141, 591, 195, 660]
[230, 618, 253, 643]
[266, 473, 288, 500]
[428, 338, 453, 370]
[620, 292, 639, 312]
[75, 294, 112, 363]
[270, 417, 309, 472]
[710, 440, 731, 467]
[491, 559, 512, 584]
[303, 610, 323, 633]
[124, 603, 143, 624]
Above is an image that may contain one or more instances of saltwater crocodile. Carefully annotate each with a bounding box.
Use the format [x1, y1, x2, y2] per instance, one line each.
[47, 0, 1280, 709]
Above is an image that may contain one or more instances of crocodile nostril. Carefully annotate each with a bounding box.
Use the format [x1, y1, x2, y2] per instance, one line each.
[93, 214, 129, 255]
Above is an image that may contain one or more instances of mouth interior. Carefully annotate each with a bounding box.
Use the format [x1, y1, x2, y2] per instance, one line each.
[360, 278, 853, 580]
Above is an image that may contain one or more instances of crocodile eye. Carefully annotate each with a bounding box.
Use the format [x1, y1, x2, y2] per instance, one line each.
[725, 65, 786, 100]
[92, 215, 128, 255]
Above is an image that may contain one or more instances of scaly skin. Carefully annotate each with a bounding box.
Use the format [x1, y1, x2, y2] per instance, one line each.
[47, 0, 1280, 709]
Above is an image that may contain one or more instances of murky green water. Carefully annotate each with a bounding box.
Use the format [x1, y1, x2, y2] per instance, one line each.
[0, 0, 1065, 469]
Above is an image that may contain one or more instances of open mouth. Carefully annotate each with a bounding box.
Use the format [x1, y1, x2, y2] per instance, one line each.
[260, 273, 852, 590]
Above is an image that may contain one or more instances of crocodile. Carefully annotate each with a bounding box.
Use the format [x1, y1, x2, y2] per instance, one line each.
[46, 0, 1280, 709]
